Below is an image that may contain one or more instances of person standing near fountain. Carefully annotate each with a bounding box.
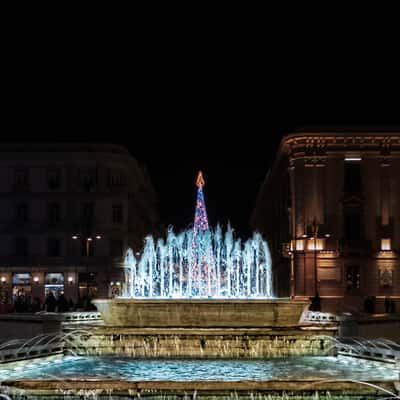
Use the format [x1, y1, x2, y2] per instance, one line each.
[44, 291, 56, 312]
[310, 291, 321, 312]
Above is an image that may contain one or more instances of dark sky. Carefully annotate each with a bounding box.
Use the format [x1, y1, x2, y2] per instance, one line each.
[106, 122, 400, 238]
[125, 134, 285, 238]
[3, 45, 400, 238]
[4, 98, 400, 239]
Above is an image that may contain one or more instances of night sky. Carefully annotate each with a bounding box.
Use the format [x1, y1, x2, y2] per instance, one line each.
[3, 59, 399, 238]
[6, 121, 399, 239]
[8, 127, 287, 238]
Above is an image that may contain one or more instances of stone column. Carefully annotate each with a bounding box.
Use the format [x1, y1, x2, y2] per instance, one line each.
[380, 159, 390, 227]
[64, 271, 79, 304]
[294, 159, 305, 238]
[31, 271, 45, 303]
[288, 159, 296, 298]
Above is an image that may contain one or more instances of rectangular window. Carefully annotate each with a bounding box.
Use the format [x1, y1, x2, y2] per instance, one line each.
[14, 169, 29, 190]
[48, 238, 61, 257]
[16, 237, 28, 256]
[112, 204, 123, 224]
[344, 211, 361, 240]
[81, 202, 95, 225]
[107, 169, 127, 187]
[12, 273, 31, 285]
[79, 169, 97, 192]
[381, 238, 391, 251]
[344, 161, 361, 192]
[16, 203, 29, 223]
[48, 202, 61, 224]
[345, 265, 360, 291]
[110, 239, 123, 257]
[47, 169, 61, 190]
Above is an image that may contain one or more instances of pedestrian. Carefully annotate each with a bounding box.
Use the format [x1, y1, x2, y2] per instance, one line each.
[45, 291, 57, 312]
[57, 292, 69, 312]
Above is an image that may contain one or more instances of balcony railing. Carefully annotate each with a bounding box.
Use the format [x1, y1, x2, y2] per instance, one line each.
[283, 239, 340, 255]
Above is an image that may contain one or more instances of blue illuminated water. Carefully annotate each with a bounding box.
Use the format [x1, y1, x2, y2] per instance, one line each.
[123, 225, 273, 299]
[0, 356, 397, 381]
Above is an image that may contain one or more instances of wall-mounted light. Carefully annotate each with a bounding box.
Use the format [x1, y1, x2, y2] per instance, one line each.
[295, 239, 305, 251]
[72, 235, 79, 240]
[68, 276, 74, 285]
[307, 238, 324, 251]
[110, 281, 114, 286]
[325, 233, 331, 238]
[0, 277, 6, 284]
[381, 238, 391, 251]
[345, 157, 362, 162]
[87, 237, 93, 242]
[116, 281, 121, 286]
[95, 235, 102, 240]
[33, 276, 40, 284]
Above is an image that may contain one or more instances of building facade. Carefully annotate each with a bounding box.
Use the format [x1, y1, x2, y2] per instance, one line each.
[0, 143, 158, 311]
[252, 131, 400, 313]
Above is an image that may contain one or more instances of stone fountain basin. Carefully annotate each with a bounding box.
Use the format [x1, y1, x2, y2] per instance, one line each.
[92, 299, 309, 327]
[3, 379, 398, 398]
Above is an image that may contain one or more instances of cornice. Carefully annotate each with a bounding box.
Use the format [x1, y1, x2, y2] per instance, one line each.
[282, 134, 400, 160]
[259, 132, 400, 199]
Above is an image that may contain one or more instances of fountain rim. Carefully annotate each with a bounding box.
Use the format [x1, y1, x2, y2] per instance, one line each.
[2, 378, 399, 393]
[93, 298, 308, 305]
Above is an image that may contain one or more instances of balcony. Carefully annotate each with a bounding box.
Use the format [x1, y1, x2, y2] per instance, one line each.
[284, 238, 340, 255]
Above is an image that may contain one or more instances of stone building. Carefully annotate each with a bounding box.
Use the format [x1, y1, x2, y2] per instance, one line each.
[252, 131, 400, 313]
[0, 143, 158, 311]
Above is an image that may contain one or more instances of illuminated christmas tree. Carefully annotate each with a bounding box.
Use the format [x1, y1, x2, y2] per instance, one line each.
[193, 171, 209, 235]
[190, 171, 214, 296]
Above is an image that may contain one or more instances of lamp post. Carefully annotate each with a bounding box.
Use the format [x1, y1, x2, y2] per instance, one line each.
[72, 233, 102, 303]
[289, 249, 295, 299]
[304, 219, 331, 310]
[312, 219, 319, 297]
[300, 220, 319, 298]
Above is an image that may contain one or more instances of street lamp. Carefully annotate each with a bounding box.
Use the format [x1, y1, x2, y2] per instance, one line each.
[292, 235, 308, 297]
[304, 219, 331, 311]
[72, 233, 102, 303]
[305, 218, 321, 299]
[72, 233, 102, 256]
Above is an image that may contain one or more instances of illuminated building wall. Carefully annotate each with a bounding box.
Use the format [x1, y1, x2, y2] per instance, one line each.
[252, 131, 400, 313]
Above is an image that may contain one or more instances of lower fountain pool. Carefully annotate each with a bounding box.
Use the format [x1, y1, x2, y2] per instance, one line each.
[0, 356, 398, 381]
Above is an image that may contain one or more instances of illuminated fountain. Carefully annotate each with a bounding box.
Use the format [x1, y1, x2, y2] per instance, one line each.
[122, 171, 272, 299]
[93, 171, 306, 327]
[123, 224, 272, 299]
[1, 172, 399, 399]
